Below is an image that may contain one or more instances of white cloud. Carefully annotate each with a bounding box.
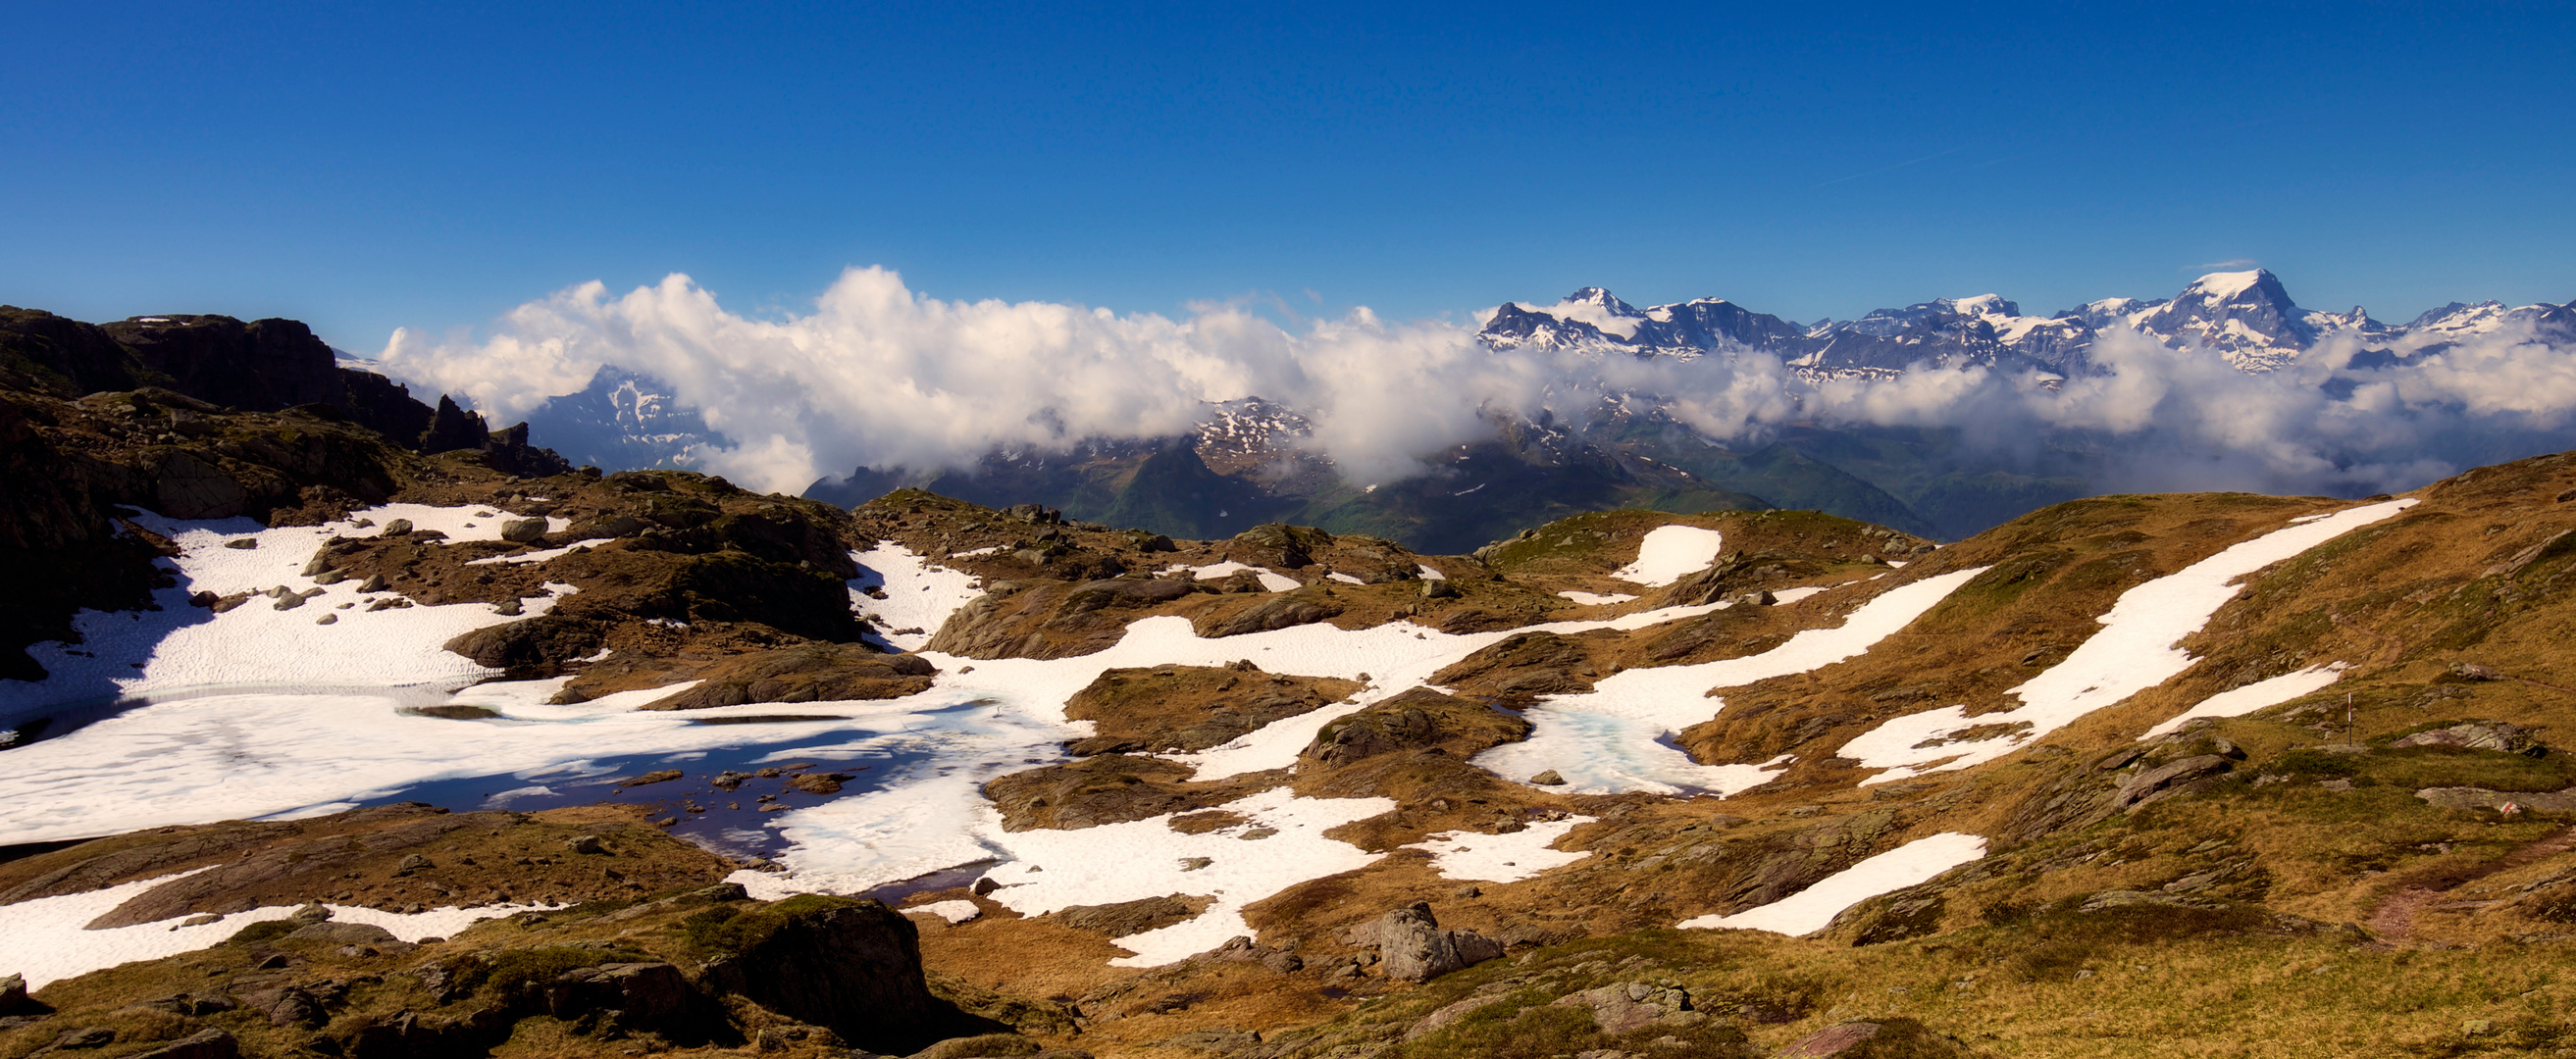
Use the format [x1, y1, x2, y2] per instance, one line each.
[377, 268, 2576, 502]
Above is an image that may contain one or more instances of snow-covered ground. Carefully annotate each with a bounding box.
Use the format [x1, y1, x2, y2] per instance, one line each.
[1404, 816, 1595, 882]
[1677, 832, 1986, 935]
[1842, 500, 2416, 782]
[1559, 590, 1637, 606]
[3, 506, 574, 713]
[955, 786, 1397, 967]
[0, 868, 554, 989]
[1611, 526, 1725, 586]
[1163, 561, 1301, 592]
[850, 543, 984, 651]
[1477, 567, 1989, 794]
[2140, 663, 2346, 739]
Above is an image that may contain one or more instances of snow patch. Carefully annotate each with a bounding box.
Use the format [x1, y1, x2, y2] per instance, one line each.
[969, 786, 1396, 966]
[1843, 500, 2417, 783]
[1611, 526, 1725, 587]
[1678, 832, 1986, 935]
[1558, 590, 1638, 606]
[0, 868, 555, 989]
[2141, 664, 2347, 739]
[1404, 816, 1596, 882]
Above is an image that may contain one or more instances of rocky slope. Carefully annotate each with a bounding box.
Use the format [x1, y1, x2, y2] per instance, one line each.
[8, 433, 2576, 1056]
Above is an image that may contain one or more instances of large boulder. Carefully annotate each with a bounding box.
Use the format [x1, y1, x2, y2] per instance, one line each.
[692, 896, 946, 1054]
[1346, 902, 1504, 983]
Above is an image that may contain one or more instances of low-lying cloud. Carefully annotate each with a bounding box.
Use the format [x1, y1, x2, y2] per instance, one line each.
[379, 267, 2576, 501]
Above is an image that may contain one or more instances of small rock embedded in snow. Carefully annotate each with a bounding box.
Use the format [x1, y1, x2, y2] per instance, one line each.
[1529, 769, 1567, 785]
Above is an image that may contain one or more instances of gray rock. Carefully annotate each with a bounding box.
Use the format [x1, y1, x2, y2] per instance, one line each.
[1349, 902, 1505, 983]
[500, 517, 549, 543]
[1550, 982, 1697, 1034]
[1530, 769, 1568, 785]
[2392, 721, 2539, 755]
[380, 518, 414, 536]
[271, 591, 307, 611]
[2113, 754, 2232, 811]
[566, 834, 606, 855]
[0, 973, 23, 1012]
[357, 574, 386, 593]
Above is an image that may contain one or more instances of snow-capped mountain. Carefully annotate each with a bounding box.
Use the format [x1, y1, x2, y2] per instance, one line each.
[1480, 269, 2570, 378]
[518, 365, 730, 472]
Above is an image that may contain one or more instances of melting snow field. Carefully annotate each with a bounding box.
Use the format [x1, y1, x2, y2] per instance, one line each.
[1479, 568, 1991, 795]
[1611, 526, 1725, 586]
[0, 507, 2013, 979]
[3, 506, 572, 713]
[0, 869, 556, 989]
[1678, 832, 1987, 935]
[850, 543, 985, 650]
[961, 787, 1397, 967]
[1842, 500, 2417, 783]
[2140, 663, 2347, 739]
[1404, 816, 1596, 882]
[1559, 590, 1638, 606]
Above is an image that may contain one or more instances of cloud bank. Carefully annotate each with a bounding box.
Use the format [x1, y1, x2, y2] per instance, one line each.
[378, 268, 2576, 499]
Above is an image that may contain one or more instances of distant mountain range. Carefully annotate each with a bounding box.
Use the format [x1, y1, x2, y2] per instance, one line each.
[516, 271, 2575, 548]
[1484, 269, 2576, 376]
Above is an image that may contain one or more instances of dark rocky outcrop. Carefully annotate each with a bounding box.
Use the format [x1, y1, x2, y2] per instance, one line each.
[636, 643, 936, 709]
[1301, 688, 1534, 768]
[1191, 587, 1342, 638]
[929, 578, 1200, 660]
[690, 895, 952, 1053]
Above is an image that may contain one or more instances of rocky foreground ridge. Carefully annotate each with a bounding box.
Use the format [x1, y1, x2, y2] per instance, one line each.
[5, 308, 2576, 1057]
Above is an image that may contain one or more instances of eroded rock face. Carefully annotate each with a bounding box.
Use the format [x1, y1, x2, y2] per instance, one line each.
[929, 578, 1201, 660]
[636, 643, 936, 710]
[1193, 588, 1342, 638]
[2113, 754, 2233, 812]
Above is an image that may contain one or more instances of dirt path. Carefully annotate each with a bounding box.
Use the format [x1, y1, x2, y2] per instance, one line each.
[2365, 824, 2576, 941]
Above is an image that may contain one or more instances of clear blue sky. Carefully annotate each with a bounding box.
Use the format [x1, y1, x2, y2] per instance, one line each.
[7, 1, 2571, 349]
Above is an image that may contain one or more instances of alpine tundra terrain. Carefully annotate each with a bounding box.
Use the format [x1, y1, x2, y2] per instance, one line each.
[7, 308, 2576, 1059]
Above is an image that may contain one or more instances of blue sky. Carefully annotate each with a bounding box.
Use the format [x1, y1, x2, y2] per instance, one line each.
[7, 1, 2571, 349]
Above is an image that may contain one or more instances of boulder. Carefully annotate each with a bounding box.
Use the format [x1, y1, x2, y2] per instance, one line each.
[541, 962, 709, 1035]
[1347, 902, 1504, 983]
[693, 896, 945, 1054]
[0, 973, 24, 1012]
[499, 517, 549, 543]
[2112, 754, 2231, 812]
